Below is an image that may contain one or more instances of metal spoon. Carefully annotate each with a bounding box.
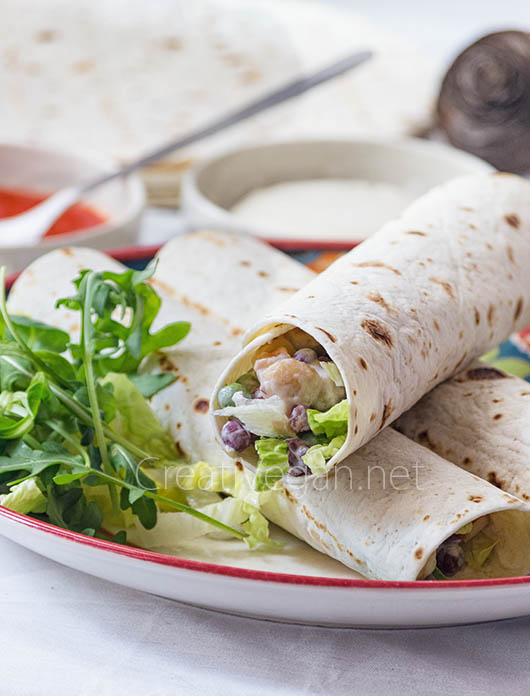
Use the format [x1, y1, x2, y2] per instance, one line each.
[0, 50, 372, 248]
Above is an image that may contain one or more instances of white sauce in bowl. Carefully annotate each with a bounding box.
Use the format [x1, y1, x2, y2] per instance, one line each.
[230, 178, 418, 241]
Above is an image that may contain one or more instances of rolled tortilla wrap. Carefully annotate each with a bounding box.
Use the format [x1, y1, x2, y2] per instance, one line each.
[261, 428, 530, 580]
[395, 361, 530, 502]
[212, 173, 530, 476]
[8, 235, 530, 580]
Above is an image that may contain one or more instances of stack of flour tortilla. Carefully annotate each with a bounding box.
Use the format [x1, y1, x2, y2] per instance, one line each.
[8, 173, 530, 581]
[0, 0, 437, 204]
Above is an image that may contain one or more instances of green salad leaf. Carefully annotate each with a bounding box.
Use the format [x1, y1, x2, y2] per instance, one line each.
[302, 435, 347, 476]
[0, 478, 47, 515]
[0, 263, 255, 547]
[465, 532, 498, 570]
[103, 372, 180, 464]
[254, 438, 289, 492]
[306, 399, 349, 439]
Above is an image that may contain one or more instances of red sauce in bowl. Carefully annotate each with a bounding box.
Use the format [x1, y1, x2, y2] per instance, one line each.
[0, 188, 106, 238]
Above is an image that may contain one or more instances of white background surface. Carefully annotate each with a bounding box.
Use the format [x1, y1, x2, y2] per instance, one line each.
[3, 1, 530, 694]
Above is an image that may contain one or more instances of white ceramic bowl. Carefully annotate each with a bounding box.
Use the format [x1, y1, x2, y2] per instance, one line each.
[181, 138, 494, 247]
[0, 142, 145, 273]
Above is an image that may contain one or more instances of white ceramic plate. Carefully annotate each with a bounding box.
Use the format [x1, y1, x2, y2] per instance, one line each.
[2, 244, 530, 629]
[2, 506, 530, 628]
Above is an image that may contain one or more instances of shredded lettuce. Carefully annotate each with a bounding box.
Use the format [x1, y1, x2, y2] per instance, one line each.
[254, 438, 289, 492]
[214, 394, 294, 438]
[455, 521, 473, 536]
[302, 435, 346, 476]
[0, 478, 47, 514]
[465, 532, 498, 570]
[307, 399, 349, 439]
[103, 373, 180, 465]
[319, 361, 344, 387]
[146, 460, 275, 548]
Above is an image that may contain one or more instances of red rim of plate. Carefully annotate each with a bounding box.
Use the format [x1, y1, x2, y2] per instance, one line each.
[3, 242, 530, 591]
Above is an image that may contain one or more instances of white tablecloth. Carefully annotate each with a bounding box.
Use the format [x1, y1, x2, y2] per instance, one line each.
[1, 535, 530, 696]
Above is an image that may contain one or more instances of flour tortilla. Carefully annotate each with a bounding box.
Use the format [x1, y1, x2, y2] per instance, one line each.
[0, 0, 437, 205]
[395, 362, 530, 503]
[213, 173, 530, 473]
[8, 232, 530, 580]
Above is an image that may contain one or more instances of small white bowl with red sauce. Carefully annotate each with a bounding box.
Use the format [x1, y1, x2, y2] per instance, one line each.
[0, 142, 145, 273]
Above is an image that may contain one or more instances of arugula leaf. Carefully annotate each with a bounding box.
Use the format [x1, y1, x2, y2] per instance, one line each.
[57, 261, 190, 377]
[1, 315, 69, 353]
[0, 264, 249, 547]
[128, 372, 176, 398]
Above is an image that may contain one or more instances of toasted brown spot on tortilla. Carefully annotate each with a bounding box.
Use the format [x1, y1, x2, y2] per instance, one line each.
[283, 487, 298, 505]
[414, 548, 424, 560]
[421, 349, 427, 359]
[429, 276, 455, 300]
[468, 495, 483, 503]
[487, 472, 504, 488]
[277, 287, 299, 293]
[454, 353, 467, 371]
[458, 331, 464, 340]
[493, 413, 503, 420]
[359, 357, 368, 370]
[492, 398, 503, 403]
[285, 314, 297, 319]
[460, 206, 474, 212]
[307, 295, 316, 299]
[507, 245, 515, 264]
[299, 504, 345, 553]
[505, 213, 520, 229]
[231, 327, 244, 337]
[514, 297, 523, 322]
[366, 291, 395, 314]
[406, 230, 427, 236]
[463, 457, 472, 465]
[35, 28, 58, 42]
[213, 340, 222, 346]
[354, 424, 359, 435]
[355, 261, 401, 275]
[474, 308, 480, 325]
[234, 461, 244, 472]
[316, 327, 337, 343]
[466, 367, 506, 381]
[193, 398, 209, 414]
[158, 355, 178, 373]
[60, 248, 74, 257]
[417, 430, 435, 450]
[258, 271, 269, 278]
[521, 391, 530, 396]
[423, 515, 430, 521]
[487, 304, 495, 327]
[350, 281, 359, 285]
[410, 308, 417, 313]
[380, 400, 394, 429]
[486, 242, 493, 251]
[239, 260, 251, 267]
[361, 319, 393, 348]
[176, 422, 182, 430]
[433, 319, 440, 332]
[370, 412, 376, 422]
